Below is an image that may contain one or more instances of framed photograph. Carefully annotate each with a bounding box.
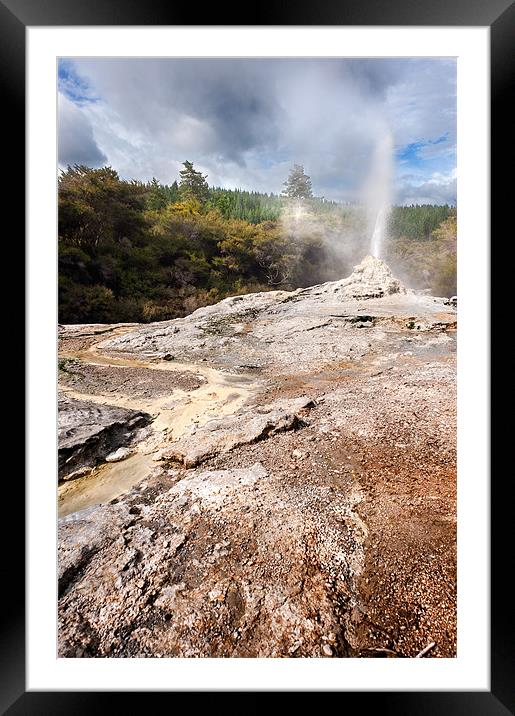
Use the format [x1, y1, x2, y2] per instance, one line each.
[8, 0, 507, 711]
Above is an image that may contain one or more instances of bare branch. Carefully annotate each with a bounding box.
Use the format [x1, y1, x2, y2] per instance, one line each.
[415, 642, 436, 658]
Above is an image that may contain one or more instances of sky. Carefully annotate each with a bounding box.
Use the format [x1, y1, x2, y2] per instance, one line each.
[58, 58, 456, 206]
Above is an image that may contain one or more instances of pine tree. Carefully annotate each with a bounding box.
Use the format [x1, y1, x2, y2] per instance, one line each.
[178, 161, 209, 204]
[282, 164, 313, 199]
[169, 180, 180, 203]
[146, 177, 167, 210]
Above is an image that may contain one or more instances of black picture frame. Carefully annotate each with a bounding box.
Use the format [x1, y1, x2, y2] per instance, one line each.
[8, 0, 508, 712]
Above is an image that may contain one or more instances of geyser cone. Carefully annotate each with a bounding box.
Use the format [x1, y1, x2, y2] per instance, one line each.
[335, 255, 408, 300]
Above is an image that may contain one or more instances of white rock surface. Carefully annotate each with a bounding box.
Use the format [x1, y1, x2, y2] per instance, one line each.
[99, 257, 453, 375]
[105, 447, 133, 463]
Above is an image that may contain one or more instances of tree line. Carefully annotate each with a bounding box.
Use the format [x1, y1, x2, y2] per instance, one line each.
[58, 162, 456, 324]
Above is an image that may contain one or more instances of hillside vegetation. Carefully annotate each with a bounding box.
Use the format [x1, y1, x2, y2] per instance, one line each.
[58, 164, 456, 324]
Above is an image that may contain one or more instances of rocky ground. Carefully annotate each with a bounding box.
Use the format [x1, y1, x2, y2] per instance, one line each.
[58, 256, 456, 658]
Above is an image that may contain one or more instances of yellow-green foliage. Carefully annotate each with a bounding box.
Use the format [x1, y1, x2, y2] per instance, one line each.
[59, 165, 457, 323]
[386, 212, 457, 296]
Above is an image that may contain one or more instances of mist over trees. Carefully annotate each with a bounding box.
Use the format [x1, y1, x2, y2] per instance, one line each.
[386, 212, 456, 297]
[58, 163, 457, 324]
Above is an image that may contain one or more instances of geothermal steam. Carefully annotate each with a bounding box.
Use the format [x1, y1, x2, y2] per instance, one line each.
[277, 126, 396, 285]
[364, 131, 394, 258]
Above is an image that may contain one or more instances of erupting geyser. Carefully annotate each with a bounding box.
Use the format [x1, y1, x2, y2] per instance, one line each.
[370, 205, 389, 259]
[363, 131, 394, 259]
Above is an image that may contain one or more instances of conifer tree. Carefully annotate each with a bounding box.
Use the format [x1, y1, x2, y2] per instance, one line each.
[282, 164, 313, 199]
[178, 161, 209, 204]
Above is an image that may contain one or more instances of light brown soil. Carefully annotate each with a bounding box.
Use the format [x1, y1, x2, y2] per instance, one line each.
[192, 355, 456, 658]
[347, 447, 456, 657]
[59, 361, 206, 398]
[58, 335, 101, 352]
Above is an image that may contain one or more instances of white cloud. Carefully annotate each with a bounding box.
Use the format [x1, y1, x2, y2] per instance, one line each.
[396, 168, 457, 205]
[58, 94, 106, 168]
[58, 58, 456, 203]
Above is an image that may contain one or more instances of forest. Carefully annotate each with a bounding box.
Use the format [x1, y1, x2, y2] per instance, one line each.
[58, 162, 456, 324]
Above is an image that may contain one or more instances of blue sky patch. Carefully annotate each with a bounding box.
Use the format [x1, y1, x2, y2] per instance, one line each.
[58, 60, 99, 104]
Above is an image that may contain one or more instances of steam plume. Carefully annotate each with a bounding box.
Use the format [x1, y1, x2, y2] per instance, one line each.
[362, 130, 393, 258]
